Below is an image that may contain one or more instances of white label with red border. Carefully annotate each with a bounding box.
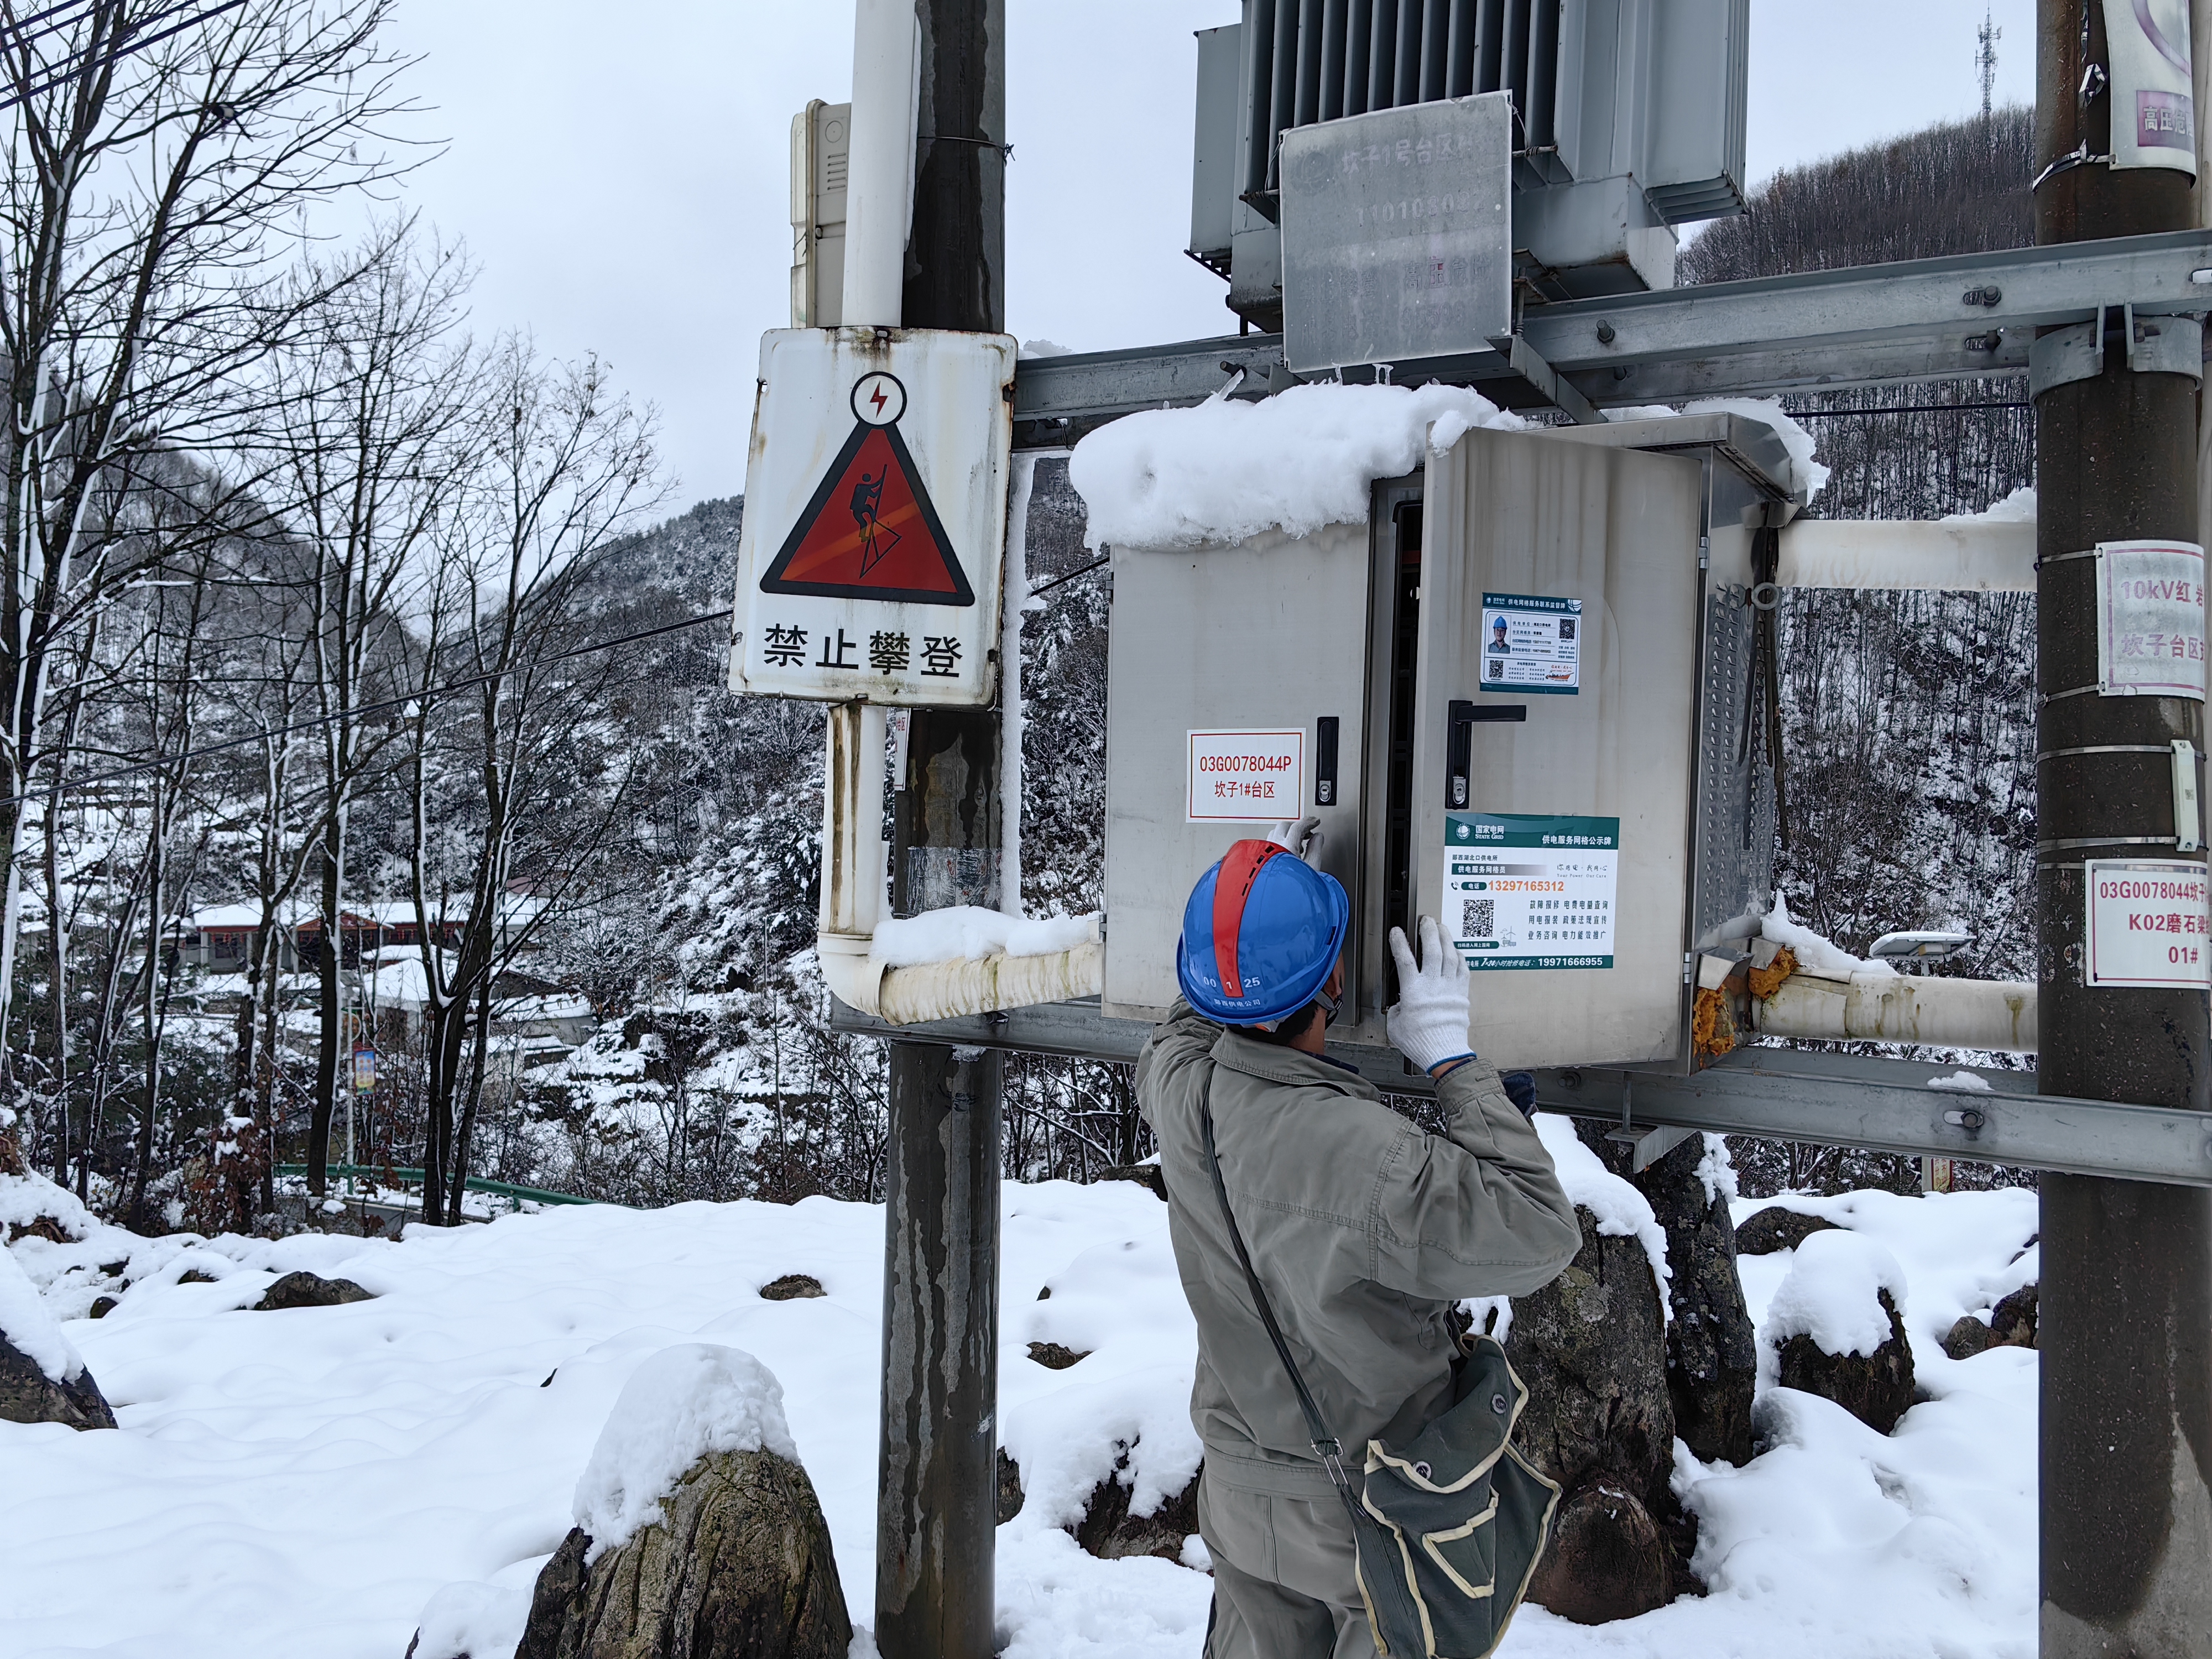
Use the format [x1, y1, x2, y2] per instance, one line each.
[1187, 729, 1305, 822]
[2095, 540, 2205, 700]
[2085, 859, 2211, 988]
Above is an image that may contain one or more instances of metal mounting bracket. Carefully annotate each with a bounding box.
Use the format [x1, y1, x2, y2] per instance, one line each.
[2030, 304, 2204, 398]
[1603, 1122, 1701, 1173]
[1487, 332, 1604, 425]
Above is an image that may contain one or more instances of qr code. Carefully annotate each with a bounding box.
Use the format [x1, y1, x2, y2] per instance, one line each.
[1462, 899, 1496, 938]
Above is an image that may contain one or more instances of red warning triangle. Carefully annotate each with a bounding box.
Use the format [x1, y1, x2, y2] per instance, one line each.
[758, 420, 974, 606]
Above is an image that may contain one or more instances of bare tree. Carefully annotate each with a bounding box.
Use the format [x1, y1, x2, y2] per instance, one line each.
[405, 340, 658, 1224]
[258, 232, 474, 1195]
[0, 0, 419, 1102]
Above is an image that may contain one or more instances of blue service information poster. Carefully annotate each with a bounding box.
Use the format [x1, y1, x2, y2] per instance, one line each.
[1478, 591, 1582, 694]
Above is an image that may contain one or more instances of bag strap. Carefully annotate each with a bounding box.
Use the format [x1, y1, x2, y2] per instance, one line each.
[1198, 1066, 1368, 1523]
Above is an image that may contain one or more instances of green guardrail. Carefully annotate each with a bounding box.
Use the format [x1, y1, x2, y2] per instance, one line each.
[275, 1164, 599, 1207]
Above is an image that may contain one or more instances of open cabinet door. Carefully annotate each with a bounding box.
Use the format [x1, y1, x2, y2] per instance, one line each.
[1412, 426, 1705, 1069]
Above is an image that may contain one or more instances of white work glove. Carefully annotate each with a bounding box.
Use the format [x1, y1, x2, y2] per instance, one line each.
[1267, 813, 1325, 867]
[1388, 916, 1475, 1074]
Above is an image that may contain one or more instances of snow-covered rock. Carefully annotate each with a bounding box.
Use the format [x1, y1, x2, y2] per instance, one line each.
[1761, 1229, 1917, 1434]
[0, 1245, 114, 1430]
[572, 1344, 799, 1559]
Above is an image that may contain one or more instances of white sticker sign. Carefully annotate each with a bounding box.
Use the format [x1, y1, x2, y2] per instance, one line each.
[731, 327, 1014, 707]
[1444, 812, 1619, 970]
[2085, 859, 2210, 988]
[2105, 0, 2198, 173]
[1188, 729, 1305, 822]
[2096, 540, 2205, 699]
[1479, 592, 1582, 694]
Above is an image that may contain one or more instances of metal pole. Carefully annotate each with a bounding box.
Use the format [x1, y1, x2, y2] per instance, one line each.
[873, 2, 1008, 1655]
[2034, 7, 2212, 1655]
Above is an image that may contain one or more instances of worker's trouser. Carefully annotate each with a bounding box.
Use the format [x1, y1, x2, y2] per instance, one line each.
[1198, 1469, 1378, 1659]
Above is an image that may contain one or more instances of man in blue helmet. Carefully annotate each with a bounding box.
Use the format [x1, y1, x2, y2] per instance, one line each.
[1136, 816, 1580, 1659]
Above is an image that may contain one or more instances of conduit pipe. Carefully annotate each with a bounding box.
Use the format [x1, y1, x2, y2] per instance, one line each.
[841, 0, 920, 329]
[1754, 967, 2038, 1052]
[1775, 518, 2037, 591]
[813, 6, 1102, 1024]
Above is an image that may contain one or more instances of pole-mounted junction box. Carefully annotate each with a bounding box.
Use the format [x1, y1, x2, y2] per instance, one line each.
[1101, 411, 1802, 1071]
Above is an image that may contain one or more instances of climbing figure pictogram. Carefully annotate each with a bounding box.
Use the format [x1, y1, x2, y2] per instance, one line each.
[757, 369, 973, 606]
[850, 465, 899, 576]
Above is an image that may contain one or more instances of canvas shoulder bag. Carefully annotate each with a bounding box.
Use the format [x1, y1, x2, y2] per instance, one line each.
[1197, 1070, 1559, 1659]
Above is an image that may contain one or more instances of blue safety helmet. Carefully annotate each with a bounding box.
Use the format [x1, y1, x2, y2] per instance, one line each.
[1176, 841, 1350, 1027]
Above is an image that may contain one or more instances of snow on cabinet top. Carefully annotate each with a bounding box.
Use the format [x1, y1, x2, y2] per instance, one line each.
[571, 1344, 798, 1561]
[1067, 380, 1525, 551]
[1067, 383, 1834, 554]
[1673, 398, 1829, 500]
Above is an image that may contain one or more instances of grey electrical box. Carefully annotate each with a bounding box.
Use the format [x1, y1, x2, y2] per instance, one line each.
[1101, 411, 1793, 1072]
[1190, 0, 1750, 331]
[1187, 24, 1241, 276]
[789, 100, 850, 328]
[1279, 93, 1514, 375]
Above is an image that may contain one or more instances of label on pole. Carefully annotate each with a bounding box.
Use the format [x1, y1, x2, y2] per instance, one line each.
[732, 328, 1014, 706]
[2095, 540, 2205, 698]
[352, 1047, 377, 1092]
[1479, 592, 1583, 694]
[1446, 812, 1619, 970]
[2084, 859, 2210, 987]
[1187, 729, 1305, 822]
[2103, 0, 2197, 174]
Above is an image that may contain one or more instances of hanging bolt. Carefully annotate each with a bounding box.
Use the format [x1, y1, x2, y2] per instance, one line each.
[1595, 321, 1616, 343]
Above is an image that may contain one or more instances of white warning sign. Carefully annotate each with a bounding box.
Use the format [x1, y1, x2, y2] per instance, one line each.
[1445, 811, 1619, 971]
[2096, 540, 2205, 700]
[2085, 859, 2211, 988]
[731, 328, 1014, 707]
[1479, 592, 1582, 695]
[1187, 729, 1305, 822]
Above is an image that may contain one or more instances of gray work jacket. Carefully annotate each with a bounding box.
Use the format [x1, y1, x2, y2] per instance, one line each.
[1136, 1001, 1581, 1499]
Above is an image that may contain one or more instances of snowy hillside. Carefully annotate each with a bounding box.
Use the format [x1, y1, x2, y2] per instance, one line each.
[3, 1141, 2038, 1659]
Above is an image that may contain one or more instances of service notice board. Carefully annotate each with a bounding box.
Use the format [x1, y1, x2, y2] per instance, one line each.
[2085, 859, 2210, 988]
[1446, 811, 1619, 969]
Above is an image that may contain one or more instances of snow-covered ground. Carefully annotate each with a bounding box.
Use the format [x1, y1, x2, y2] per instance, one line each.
[2, 1138, 2039, 1659]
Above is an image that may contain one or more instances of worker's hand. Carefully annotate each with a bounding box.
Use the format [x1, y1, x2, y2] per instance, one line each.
[1266, 813, 1325, 867]
[1388, 917, 1476, 1075]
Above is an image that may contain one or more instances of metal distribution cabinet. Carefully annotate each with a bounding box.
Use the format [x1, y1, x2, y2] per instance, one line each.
[1102, 520, 1375, 1023]
[1101, 412, 1793, 1075]
[1412, 427, 1702, 1068]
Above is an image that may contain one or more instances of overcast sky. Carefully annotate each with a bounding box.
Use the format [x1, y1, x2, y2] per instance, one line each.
[376, 1, 2039, 508]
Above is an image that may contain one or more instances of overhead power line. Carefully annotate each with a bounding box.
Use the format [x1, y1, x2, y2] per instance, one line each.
[6, 606, 733, 810]
[1785, 400, 2031, 419]
[0, 0, 250, 117]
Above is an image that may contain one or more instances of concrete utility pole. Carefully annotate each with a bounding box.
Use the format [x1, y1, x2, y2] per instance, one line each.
[2033, 6, 2212, 1654]
[870, 3, 1008, 1656]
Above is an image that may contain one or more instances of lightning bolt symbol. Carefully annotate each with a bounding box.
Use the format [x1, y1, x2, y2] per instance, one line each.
[870, 384, 889, 415]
